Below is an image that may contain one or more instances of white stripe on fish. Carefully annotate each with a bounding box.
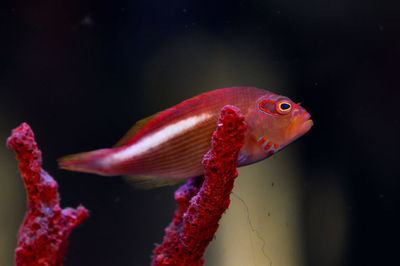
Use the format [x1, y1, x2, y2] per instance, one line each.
[107, 113, 213, 163]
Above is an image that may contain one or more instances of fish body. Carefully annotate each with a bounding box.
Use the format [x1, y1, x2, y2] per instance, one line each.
[59, 87, 313, 185]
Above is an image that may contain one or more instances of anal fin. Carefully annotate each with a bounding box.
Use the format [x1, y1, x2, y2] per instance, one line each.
[123, 175, 184, 189]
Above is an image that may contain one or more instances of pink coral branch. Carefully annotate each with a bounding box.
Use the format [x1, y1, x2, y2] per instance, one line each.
[152, 105, 247, 266]
[7, 123, 88, 266]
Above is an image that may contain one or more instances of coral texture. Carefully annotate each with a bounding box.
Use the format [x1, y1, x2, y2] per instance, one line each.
[7, 123, 88, 266]
[152, 105, 247, 266]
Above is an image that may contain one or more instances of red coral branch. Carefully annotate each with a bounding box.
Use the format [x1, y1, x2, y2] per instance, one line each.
[152, 105, 247, 266]
[7, 123, 88, 266]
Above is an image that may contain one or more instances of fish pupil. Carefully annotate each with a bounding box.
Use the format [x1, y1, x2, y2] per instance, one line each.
[280, 103, 290, 110]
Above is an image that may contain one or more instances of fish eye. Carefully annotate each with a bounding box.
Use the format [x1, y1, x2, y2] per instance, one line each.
[276, 101, 292, 114]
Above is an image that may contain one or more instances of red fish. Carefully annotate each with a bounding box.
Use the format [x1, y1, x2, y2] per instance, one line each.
[58, 87, 313, 187]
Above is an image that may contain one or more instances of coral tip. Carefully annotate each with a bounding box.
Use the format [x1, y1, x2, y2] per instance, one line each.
[7, 123, 88, 266]
[152, 105, 246, 265]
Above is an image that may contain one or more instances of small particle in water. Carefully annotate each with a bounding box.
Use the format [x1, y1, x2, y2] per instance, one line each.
[81, 15, 94, 27]
[271, 182, 274, 187]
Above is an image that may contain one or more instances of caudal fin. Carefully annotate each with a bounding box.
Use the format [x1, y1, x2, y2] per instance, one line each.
[58, 149, 110, 175]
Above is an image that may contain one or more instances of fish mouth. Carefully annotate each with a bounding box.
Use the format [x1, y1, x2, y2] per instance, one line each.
[299, 112, 313, 132]
[289, 113, 313, 140]
[299, 115, 313, 135]
[303, 119, 313, 132]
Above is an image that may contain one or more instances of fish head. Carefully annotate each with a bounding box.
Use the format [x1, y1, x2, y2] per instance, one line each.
[247, 93, 313, 149]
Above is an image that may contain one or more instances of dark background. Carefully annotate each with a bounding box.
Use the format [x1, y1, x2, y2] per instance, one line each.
[1, 1, 399, 265]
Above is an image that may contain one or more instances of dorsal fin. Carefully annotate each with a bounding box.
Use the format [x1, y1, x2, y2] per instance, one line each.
[113, 88, 233, 148]
[114, 113, 159, 148]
